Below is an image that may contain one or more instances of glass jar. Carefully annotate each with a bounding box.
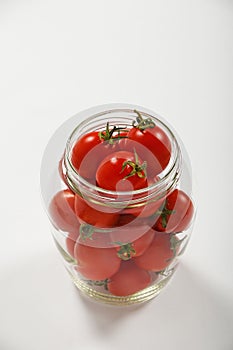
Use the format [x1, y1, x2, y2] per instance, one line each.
[40, 104, 196, 306]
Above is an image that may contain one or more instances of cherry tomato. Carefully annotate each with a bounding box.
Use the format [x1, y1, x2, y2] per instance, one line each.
[108, 260, 151, 296]
[74, 244, 121, 280]
[66, 231, 79, 257]
[127, 111, 171, 176]
[71, 124, 128, 180]
[154, 189, 194, 233]
[134, 232, 174, 272]
[118, 138, 160, 180]
[96, 150, 148, 192]
[49, 189, 80, 232]
[74, 194, 119, 228]
[71, 132, 105, 180]
[115, 228, 155, 260]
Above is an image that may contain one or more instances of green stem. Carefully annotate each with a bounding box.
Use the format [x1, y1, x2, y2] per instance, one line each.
[133, 110, 156, 130]
[79, 224, 112, 241]
[113, 241, 136, 260]
[121, 148, 147, 179]
[154, 200, 176, 228]
[98, 122, 128, 144]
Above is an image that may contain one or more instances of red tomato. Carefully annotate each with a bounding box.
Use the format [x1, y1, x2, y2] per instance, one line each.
[96, 151, 148, 192]
[127, 111, 171, 176]
[134, 232, 174, 272]
[71, 132, 105, 180]
[74, 244, 121, 280]
[74, 194, 119, 228]
[49, 190, 80, 232]
[154, 189, 194, 233]
[115, 228, 155, 260]
[66, 231, 79, 257]
[71, 124, 129, 180]
[108, 260, 151, 296]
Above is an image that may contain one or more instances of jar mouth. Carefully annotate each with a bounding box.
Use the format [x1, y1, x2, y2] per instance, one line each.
[64, 107, 182, 203]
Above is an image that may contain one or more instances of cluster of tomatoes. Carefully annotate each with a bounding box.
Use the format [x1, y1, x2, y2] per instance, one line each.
[49, 111, 194, 297]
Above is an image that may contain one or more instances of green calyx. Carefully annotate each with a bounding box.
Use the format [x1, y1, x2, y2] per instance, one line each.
[133, 110, 155, 130]
[79, 224, 111, 241]
[121, 148, 147, 179]
[170, 234, 187, 258]
[85, 278, 109, 291]
[156, 200, 176, 228]
[80, 224, 94, 241]
[98, 122, 128, 144]
[114, 242, 136, 260]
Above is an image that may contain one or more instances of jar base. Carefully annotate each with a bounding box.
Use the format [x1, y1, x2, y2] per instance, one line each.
[69, 271, 174, 306]
[53, 230, 179, 306]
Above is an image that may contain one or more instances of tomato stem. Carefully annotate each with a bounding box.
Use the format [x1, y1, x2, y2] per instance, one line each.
[98, 122, 128, 144]
[133, 110, 155, 130]
[121, 148, 147, 179]
[155, 200, 176, 228]
[79, 224, 111, 241]
[113, 241, 136, 260]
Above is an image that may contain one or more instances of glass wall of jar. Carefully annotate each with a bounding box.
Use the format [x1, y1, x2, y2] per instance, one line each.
[40, 104, 196, 305]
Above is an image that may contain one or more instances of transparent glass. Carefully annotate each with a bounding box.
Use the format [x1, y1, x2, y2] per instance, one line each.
[40, 104, 196, 305]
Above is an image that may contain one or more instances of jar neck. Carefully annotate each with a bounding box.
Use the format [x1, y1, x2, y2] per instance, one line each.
[63, 108, 182, 207]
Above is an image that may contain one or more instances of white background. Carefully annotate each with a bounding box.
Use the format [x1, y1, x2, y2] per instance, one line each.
[0, 1, 233, 349]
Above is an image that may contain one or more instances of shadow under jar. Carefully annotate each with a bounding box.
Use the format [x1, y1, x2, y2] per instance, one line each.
[40, 104, 196, 306]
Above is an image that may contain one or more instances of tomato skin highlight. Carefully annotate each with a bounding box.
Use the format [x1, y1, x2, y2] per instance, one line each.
[108, 260, 152, 296]
[154, 189, 194, 233]
[96, 151, 148, 192]
[49, 189, 80, 232]
[74, 244, 121, 280]
[134, 232, 174, 272]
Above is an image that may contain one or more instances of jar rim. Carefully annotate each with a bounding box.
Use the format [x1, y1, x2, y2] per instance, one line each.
[64, 107, 182, 202]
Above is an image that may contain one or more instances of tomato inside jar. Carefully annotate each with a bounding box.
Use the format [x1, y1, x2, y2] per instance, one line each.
[42, 106, 196, 305]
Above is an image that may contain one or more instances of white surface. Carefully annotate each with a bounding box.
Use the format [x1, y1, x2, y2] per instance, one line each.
[0, 1, 233, 349]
